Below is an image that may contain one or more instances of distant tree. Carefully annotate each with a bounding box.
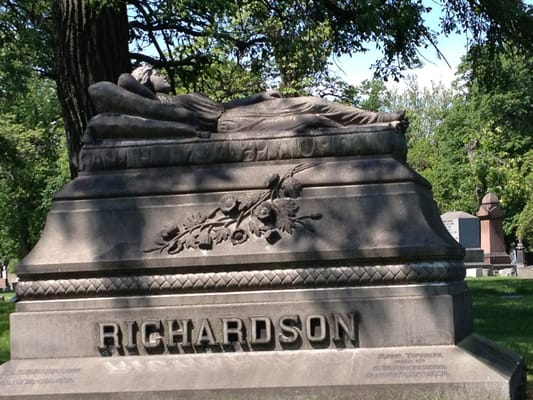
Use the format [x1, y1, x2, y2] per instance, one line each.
[451, 44, 533, 246]
[367, 59, 533, 249]
[397, 45, 533, 247]
[0, 75, 69, 267]
[0, 1, 69, 264]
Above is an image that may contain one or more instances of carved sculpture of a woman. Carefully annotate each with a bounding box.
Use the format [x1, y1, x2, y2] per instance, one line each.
[88, 65, 407, 138]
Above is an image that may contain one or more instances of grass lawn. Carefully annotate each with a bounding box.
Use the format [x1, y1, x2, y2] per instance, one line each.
[0, 280, 530, 393]
[0, 291, 15, 364]
[466, 277, 533, 396]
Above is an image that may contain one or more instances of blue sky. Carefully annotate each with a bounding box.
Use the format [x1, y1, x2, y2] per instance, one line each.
[333, 1, 532, 89]
[133, 1, 531, 90]
[333, 3, 466, 89]
[334, 32, 466, 89]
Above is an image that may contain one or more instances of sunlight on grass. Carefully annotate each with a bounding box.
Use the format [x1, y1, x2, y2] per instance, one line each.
[466, 278, 533, 387]
[0, 294, 15, 364]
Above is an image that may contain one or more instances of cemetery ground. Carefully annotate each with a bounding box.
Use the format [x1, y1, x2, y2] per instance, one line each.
[0, 279, 530, 397]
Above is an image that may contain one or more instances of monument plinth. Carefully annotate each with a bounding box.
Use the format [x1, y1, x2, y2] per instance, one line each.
[0, 71, 524, 399]
[477, 193, 514, 271]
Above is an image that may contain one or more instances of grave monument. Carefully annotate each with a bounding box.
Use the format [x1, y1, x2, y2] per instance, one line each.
[441, 211, 490, 277]
[477, 193, 514, 274]
[0, 67, 524, 399]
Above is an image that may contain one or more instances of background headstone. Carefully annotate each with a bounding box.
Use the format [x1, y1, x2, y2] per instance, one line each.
[441, 211, 480, 248]
[441, 211, 491, 277]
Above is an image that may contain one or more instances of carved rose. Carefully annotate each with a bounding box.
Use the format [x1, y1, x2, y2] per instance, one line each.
[265, 173, 280, 189]
[279, 177, 303, 198]
[264, 229, 281, 244]
[254, 202, 273, 221]
[160, 224, 180, 241]
[219, 195, 238, 213]
[231, 229, 248, 245]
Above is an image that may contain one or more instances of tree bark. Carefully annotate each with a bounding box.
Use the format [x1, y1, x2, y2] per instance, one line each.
[53, 0, 130, 177]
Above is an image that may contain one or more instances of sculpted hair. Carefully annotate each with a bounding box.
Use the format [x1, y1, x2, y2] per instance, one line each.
[131, 65, 154, 86]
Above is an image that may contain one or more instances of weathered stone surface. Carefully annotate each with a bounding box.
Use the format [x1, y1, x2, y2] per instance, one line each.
[0, 335, 523, 400]
[16, 157, 462, 282]
[11, 283, 472, 358]
[80, 125, 407, 171]
[1, 123, 524, 399]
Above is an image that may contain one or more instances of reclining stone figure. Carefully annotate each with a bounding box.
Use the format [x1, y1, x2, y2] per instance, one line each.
[87, 65, 407, 139]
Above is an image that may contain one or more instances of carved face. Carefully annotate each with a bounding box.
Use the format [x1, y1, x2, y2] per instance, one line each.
[150, 70, 172, 93]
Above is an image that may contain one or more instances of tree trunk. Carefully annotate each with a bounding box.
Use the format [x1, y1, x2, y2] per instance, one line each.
[53, 0, 130, 177]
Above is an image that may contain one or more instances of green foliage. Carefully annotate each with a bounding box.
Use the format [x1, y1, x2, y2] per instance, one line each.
[126, 0, 533, 97]
[0, 2, 69, 266]
[0, 109, 69, 265]
[128, 0, 337, 97]
[373, 44, 533, 248]
[0, 55, 69, 267]
[446, 46, 533, 246]
[0, 1, 54, 78]
[339, 79, 392, 111]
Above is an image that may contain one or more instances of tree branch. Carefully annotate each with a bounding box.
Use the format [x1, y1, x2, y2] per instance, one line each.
[129, 52, 210, 68]
[129, 20, 206, 37]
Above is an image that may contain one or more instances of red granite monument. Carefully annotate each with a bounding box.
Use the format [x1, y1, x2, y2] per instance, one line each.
[476, 192, 513, 269]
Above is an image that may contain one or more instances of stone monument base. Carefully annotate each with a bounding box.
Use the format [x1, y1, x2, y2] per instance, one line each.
[517, 266, 533, 279]
[464, 248, 493, 277]
[0, 282, 524, 399]
[0, 336, 524, 400]
[2, 126, 524, 399]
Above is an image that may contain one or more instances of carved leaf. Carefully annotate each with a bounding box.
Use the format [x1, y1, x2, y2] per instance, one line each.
[273, 199, 299, 218]
[211, 227, 230, 244]
[184, 233, 200, 249]
[279, 177, 303, 198]
[239, 192, 263, 212]
[249, 218, 267, 238]
[183, 212, 206, 230]
[277, 217, 296, 234]
[168, 240, 184, 254]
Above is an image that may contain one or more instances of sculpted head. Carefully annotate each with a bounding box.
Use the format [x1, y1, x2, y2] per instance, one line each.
[131, 65, 172, 94]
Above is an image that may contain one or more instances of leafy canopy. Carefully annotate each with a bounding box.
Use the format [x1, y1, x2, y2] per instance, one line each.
[124, 0, 533, 98]
[0, 1, 69, 266]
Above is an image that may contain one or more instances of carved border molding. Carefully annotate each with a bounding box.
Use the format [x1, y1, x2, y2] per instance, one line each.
[16, 261, 465, 300]
[80, 126, 407, 171]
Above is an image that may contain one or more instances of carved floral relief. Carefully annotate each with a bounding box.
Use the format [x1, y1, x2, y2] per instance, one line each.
[145, 163, 322, 255]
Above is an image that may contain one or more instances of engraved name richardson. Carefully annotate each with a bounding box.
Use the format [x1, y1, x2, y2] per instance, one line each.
[97, 313, 358, 355]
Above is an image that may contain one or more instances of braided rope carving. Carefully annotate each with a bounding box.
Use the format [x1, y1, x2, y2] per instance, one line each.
[16, 261, 465, 300]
